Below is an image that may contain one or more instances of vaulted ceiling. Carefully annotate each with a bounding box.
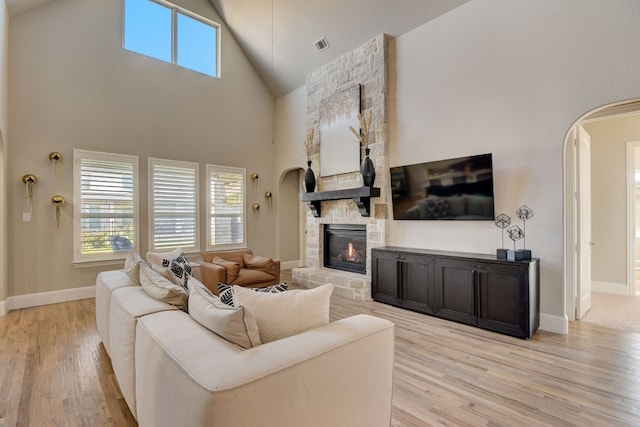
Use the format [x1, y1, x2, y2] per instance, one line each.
[6, 0, 471, 97]
[208, 0, 470, 96]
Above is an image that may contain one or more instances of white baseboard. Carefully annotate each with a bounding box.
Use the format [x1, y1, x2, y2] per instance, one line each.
[0, 299, 7, 316]
[4, 286, 95, 313]
[281, 260, 301, 270]
[539, 312, 569, 335]
[592, 280, 629, 296]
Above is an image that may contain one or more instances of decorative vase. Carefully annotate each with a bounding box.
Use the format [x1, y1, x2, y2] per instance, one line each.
[304, 160, 316, 193]
[360, 148, 376, 187]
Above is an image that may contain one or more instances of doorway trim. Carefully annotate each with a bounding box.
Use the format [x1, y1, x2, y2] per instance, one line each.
[565, 98, 640, 322]
[626, 141, 640, 296]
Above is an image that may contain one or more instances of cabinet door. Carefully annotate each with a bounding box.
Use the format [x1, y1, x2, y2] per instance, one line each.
[371, 250, 401, 305]
[433, 257, 476, 326]
[477, 263, 528, 338]
[400, 253, 434, 315]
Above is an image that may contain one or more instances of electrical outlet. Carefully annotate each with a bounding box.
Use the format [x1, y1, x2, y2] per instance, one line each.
[22, 212, 31, 222]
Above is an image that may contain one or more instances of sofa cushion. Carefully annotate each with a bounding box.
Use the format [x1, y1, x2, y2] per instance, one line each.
[217, 282, 288, 307]
[233, 284, 333, 343]
[139, 263, 188, 311]
[110, 285, 177, 420]
[124, 252, 146, 283]
[211, 257, 241, 283]
[242, 254, 277, 277]
[188, 277, 261, 349]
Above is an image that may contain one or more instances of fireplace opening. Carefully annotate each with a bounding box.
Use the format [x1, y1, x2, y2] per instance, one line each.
[324, 224, 366, 274]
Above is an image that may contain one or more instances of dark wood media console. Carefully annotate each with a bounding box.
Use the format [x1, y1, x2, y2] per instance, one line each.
[371, 247, 539, 339]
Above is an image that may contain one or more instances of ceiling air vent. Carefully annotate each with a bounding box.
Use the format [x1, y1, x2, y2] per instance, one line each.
[314, 36, 330, 53]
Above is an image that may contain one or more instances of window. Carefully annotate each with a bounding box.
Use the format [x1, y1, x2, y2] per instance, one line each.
[206, 165, 246, 250]
[123, 0, 219, 77]
[149, 158, 199, 252]
[73, 150, 139, 263]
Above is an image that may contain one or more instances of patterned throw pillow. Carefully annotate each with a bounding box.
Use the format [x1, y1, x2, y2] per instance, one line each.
[146, 249, 192, 291]
[217, 282, 288, 308]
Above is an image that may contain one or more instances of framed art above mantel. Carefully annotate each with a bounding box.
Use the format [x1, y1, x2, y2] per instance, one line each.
[319, 84, 361, 177]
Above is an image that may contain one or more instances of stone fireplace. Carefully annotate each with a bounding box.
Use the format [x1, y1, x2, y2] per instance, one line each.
[292, 34, 389, 301]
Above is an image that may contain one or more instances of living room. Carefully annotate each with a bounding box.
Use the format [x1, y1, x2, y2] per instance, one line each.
[2, 0, 640, 425]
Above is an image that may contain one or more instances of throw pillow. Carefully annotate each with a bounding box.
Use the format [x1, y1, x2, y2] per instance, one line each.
[146, 248, 192, 291]
[242, 254, 277, 277]
[124, 252, 145, 283]
[146, 248, 183, 266]
[232, 283, 333, 343]
[217, 282, 288, 308]
[211, 257, 241, 283]
[188, 277, 261, 349]
[139, 263, 188, 311]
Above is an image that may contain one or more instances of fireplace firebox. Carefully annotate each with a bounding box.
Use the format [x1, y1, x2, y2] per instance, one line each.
[323, 224, 366, 274]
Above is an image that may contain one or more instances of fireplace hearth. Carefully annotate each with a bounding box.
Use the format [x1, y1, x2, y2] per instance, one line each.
[324, 224, 366, 274]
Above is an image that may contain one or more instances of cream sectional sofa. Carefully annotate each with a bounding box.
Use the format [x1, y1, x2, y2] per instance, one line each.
[95, 270, 395, 427]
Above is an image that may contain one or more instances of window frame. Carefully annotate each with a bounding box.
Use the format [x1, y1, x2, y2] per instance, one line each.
[148, 157, 200, 254]
[73, 149, 140, 265]
[123, 0, 221, 78]
[205, 164, 247, 251]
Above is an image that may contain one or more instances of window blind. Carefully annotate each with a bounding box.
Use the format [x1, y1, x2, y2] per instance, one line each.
[75, 152, 138, 261]
[150, 159, 199, 251]
[207, 165, 245, 248]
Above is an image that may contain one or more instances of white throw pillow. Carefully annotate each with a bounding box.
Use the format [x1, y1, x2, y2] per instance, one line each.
[188, 277, 261, 349]
[146, 248, 183, 266]
[139, 263, 188, 311]
[233, 283, 334, 343]
[123, 252, 145, 283]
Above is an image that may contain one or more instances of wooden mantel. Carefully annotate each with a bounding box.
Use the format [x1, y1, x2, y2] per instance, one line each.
[299, 187, 381, 217]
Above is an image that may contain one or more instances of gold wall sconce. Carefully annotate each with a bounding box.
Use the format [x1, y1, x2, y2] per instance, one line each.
[51, 195, 65, 228]
[22, 174, 38, 212]
[252, 203, 260, 211]
[49, 152, 63, 177]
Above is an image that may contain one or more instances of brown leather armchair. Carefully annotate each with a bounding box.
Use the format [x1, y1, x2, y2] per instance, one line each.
[200, 249, 281, 294]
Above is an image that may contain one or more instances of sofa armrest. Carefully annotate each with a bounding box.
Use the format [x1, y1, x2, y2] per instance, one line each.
[135, 313, 395, 427]
[199, 261, 226, 294]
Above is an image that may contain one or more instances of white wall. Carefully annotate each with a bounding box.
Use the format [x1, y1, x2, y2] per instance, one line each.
[0, 0, 8, 312]
[7, 0, 275, 297]
[276, 0, 640, 327]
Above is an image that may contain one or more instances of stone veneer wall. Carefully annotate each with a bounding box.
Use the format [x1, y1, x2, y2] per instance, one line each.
[292, 34, 389, 300]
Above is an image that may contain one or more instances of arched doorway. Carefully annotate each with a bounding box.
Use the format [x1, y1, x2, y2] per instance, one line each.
[277, 168, 305, 269]
[564, 98, 640, 323]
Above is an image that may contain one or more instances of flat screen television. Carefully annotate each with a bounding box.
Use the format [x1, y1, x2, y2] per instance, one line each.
[390, 153, 495, 220]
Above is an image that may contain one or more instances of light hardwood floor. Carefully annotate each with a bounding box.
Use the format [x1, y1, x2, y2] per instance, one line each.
[1, 276, 640, 426]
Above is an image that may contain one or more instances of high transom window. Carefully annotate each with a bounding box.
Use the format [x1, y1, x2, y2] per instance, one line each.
[123, 0, 220, 77]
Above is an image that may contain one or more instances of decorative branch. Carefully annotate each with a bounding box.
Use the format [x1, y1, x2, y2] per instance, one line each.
[348, 110, 373, 149]
[304, 128, 314, 161]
